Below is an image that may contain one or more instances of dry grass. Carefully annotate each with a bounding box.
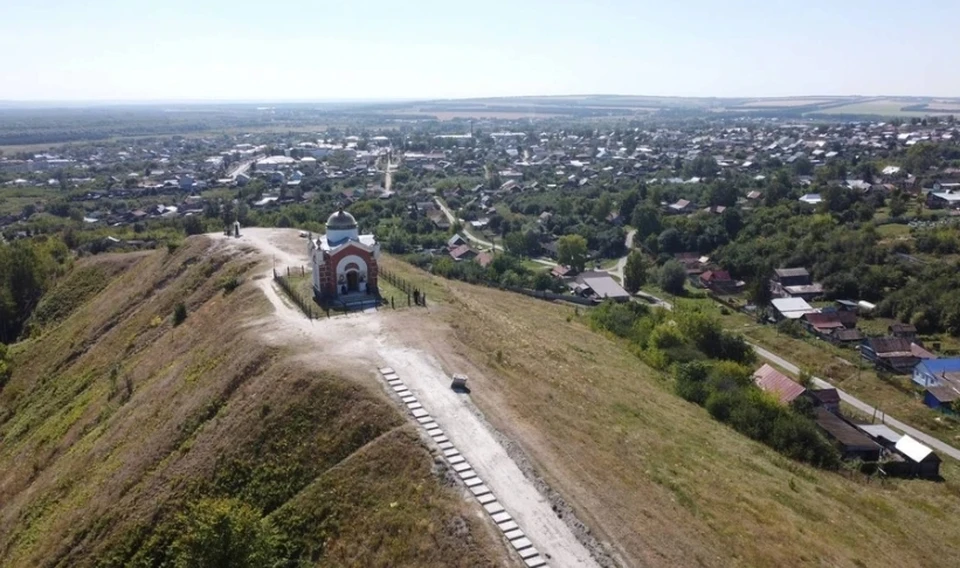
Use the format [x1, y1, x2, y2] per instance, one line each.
[0, 240, 505, 567]
[382, 259, 960, 568]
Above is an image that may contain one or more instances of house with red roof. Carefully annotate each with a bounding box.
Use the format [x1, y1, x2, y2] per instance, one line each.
[753, 364, 807, 404]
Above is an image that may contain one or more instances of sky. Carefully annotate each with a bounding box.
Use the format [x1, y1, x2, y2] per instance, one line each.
[2, 0, 959, 101]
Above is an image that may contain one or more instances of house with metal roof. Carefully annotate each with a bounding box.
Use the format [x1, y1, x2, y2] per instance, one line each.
[912, 358, 960, 388]
[770, 297, 817, 320]
[861, 337, 920, 374]
[753, 364, 806, 404]
[813, 408, 882, 462]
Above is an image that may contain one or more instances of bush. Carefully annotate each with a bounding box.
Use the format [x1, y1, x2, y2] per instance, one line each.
[221, 276, 241, 294]
[173, 303, 188, 326]
[170, 498, 277, 568]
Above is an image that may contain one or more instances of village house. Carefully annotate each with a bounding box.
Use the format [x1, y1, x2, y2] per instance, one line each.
[770, 297, 817, 321]
[449, 244, 478, 262]
[698, 270, 740, 294]
[926, 190, 960, 209]
[753, 364, 806, 404]
[889, 323, 918, 341]
[912, 358, 960, 388]
[667, 199, 695, 214]
[860, 337, 919, 374]
[573, 271, 630, 302]
[770, 267, 824, 300]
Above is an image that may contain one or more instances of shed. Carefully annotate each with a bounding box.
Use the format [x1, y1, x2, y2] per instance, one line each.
[813, 408, 882, 462]
[891, 435, 941, 478]
[806, 388, 840, 414]
[924, 386, 960, 410]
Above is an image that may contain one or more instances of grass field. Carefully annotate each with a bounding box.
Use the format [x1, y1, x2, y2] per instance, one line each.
[0, 186, 59, 215]
[0, 241, 505, 567]
[875, 223, 912, 238]
[380, 258, 960, 568]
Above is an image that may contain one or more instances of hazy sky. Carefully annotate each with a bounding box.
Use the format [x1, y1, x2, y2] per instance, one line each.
[2, 0, 958, 101]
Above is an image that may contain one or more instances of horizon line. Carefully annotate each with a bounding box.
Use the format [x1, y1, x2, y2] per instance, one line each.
[1, 93, 959, 108]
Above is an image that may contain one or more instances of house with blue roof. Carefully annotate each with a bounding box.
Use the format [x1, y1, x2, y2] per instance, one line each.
[912, 358, 960, 388]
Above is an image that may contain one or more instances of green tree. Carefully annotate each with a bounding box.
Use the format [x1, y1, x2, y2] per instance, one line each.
[658, 260, 687, 295]
[631, 205, 662, 240]
[619, 190, 640, 221]
[889, 191, 908, 218]
[623, 250, 648, 293]
[171, 498, 277, 568]
[557, 234, 588, 272]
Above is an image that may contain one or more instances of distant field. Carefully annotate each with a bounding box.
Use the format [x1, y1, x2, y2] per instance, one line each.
[395, 109, 563, 120]
[813, 99, 931, 117]
[924, 102, 960, 112]
[739, 98, 838, 108]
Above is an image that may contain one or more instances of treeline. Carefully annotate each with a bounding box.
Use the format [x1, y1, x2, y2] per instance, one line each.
[406, 252, 563, 292]
[589, 301, 840, 469]
[0, 236, 71, 343]
[589, 300, 754, 369]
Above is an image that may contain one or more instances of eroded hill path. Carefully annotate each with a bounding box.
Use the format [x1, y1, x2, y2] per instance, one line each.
[213, 228, 601, 568]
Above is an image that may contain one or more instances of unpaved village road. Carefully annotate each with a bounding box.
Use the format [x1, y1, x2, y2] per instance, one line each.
[212, 229, 600, 568]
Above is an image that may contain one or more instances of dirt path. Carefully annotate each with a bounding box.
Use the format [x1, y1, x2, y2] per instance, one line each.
[211, 228, 601, 568]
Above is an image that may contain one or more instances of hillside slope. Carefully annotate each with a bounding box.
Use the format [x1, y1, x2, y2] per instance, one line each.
[380, 255, 960, 568]
[0, 238, 505, 568]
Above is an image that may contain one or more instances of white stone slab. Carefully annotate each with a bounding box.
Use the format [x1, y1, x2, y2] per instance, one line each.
[417, 417, 434, 424]
[438, 441, 454, 450]
[458, 468, 476, 479]
[452, 462, 472, 472]
[524, 557, 546, 568]
[379, 367, 395, 374]
[442, 448, 460, 458]
[469, 484, 490, 496]
[511, 537, 533, 551]
[519, 548, 539, 560]
[492, 513, 514, 525]
[427, 429, 443, 438]
[392, 385, 408, 392]
[504, 528, 525, 540]
[383, 373, 399, 380]
[433, 435, 449, 443]
[484, 502, 505, 515]
[400, 395, 417, 403]
[477, 493, 497, 505]
[422, 422, 440, 431]
[463, 476, 483, 487]
[447, 455, 466, 465]
[406, 402, 423, 410]
[411, 408, 429, 418]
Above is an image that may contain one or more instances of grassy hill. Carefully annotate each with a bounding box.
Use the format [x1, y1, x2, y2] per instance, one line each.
[380, 255, 960, 568]
[0, 239, 505, 567]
